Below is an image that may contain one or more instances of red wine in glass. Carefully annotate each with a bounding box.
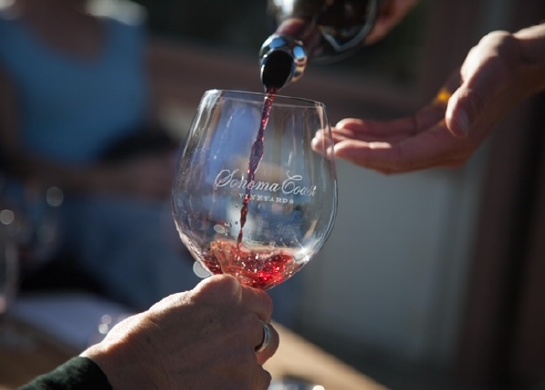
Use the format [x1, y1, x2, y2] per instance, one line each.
[203, 240, 300, 290]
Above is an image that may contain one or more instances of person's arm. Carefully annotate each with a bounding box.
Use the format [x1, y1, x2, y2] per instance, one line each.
[312, 22, 545, 174]
[19, 357, 112, 390]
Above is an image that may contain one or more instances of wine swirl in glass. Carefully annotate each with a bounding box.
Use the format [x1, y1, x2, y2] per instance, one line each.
[171, 89, 337, 290]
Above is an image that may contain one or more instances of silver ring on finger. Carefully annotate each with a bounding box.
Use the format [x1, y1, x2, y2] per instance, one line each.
[255, 321, 272, 353]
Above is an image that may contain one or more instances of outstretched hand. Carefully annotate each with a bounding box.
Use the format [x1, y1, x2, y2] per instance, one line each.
[314, 29, 545, 174]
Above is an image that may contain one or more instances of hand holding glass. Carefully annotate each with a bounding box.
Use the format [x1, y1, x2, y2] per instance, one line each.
[172, 90, 337, 289]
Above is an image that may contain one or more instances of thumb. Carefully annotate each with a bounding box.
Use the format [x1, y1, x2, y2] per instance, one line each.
[445, 86, 485, 138]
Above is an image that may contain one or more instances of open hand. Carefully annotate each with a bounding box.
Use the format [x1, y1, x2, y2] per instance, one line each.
[314, 30, 542, 174]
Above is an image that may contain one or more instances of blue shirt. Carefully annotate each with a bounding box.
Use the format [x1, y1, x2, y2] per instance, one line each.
[0, 14, 149, 165]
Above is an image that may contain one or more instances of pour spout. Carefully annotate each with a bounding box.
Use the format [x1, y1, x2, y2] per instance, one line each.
[259, 33, 307, 91]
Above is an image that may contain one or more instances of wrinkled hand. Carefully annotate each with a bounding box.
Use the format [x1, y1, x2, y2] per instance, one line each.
[314, 30, 543, 174]
[82, 275, 279, 390]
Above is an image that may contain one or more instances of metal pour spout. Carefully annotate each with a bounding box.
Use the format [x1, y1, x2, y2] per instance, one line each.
[259, 34, 307, 90]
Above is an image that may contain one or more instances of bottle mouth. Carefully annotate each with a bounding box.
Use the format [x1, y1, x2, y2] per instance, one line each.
[260, 50, 294, 90]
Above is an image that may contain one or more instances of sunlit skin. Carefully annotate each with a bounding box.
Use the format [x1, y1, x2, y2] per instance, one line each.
[313, 23, 545, 174]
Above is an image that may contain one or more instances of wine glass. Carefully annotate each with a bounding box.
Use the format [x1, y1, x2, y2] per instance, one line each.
[171, 89, 337, 290]
[0, 176, 63, 347]
[0, 186, 24, 347]
[24, 184, 64, 267]
[0, 207, 19, 316]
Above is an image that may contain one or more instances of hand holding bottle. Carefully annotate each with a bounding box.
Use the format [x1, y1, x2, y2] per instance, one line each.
[364, 0, 421, 45]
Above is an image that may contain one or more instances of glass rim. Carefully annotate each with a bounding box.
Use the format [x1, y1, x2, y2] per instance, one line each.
[204, 89, 326, 108]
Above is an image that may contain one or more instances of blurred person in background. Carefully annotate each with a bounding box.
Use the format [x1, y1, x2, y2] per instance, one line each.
[0, 0, 200, 311]
[0, 0, 299, 326]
